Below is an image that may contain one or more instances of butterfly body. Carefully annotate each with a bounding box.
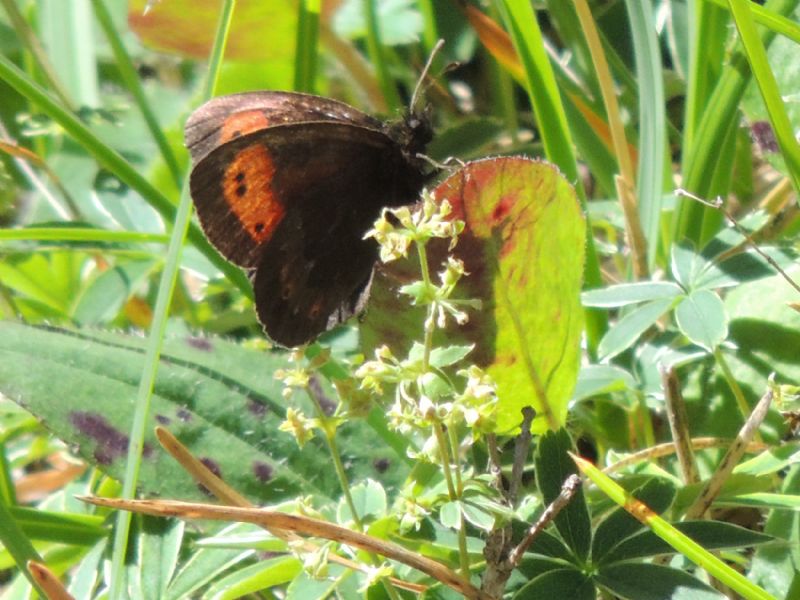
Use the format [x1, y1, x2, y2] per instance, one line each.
[185, 91, 433, 346]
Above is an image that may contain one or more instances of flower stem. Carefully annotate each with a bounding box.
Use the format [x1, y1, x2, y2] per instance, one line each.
[307, 389, 364, 532]
[433, 419, 470, 578]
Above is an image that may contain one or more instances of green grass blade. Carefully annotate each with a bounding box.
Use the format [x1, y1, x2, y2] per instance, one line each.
[705, 0, 800, 43]
[625, 0, 666, 269]
[39, 0, 98, 106]
[727, 0, 800, 190]
[0, 53, 250, 295]
[107, 2, 239, 598]
[0, 0, 74, 110]
[575, 454, 778, 600]
[362, 0, 401, 111]
[294, 0, 320, 93]
[676, 0, 799, 243]
[0, 499, 44, 595]
[90, 0, 182, 187]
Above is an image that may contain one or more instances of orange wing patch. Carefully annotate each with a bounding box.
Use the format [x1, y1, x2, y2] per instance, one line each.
[223, 144, 284, 244]
[220, 110, 270, 143]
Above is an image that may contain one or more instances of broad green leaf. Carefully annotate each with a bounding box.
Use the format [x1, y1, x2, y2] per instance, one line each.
[734, 443, 800, 477]
[535, 430, 591, 561]
[460, 499, 496, 531]
[363, 158, 585, 433]
[750, 465, 800, 598]
[138, 517, 183, 600]
[592, 478, 676, 564]
[603, 521, 773, 564]
[572, 365, 636, 402]
[695, 247, 798, 290]
[715, 492, 800, 510]
[0, 252, 85, 316]
[596, 563, 724, 600]
[0, 322, 404, 503]
[166, 524, 255, 600]
[73, 259, 157, 325]
[671, 243, 706, 289]
[438, 500, 462, 530]
[336, 479, 387, 524]
[582, 281, 683, 307]
[333, 0, 423, 45]
[286, 563, 357, 600]
[203, 555, 302, 599]
[429, 345, 474, 369]
[513, 568, 595, 600]
[674, 289, 728, 351]
[598, 298, 676, 360]
[128, 0, 295, 64]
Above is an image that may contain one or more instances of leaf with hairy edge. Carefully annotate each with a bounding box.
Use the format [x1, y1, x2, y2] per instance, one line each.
[0, 322, 407, 504]
[362, 158, 585, 433]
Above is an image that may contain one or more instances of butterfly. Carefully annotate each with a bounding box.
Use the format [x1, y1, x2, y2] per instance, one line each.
[184, 90, 434, 346]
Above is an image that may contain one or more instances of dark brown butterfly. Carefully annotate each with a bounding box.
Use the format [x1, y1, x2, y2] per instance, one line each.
[184, 91, 433, 346]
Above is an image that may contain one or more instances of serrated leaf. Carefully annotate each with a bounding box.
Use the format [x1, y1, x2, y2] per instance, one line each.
[674, 289, 728, 351]
[581, 281, 683, 307]
[363, 158, 585, 433]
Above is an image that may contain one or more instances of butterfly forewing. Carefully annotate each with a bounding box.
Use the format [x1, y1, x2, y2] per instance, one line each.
[185, 91, 383, 164]
[185, 91, 432, 346]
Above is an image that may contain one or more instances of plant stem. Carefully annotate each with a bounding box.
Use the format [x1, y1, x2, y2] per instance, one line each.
[416, 240, 435, 370]
[307, 389, 364, 532]
[432, 419, 470, 578]
[714, 348, 761, 442]
[307, 384, 402, 600]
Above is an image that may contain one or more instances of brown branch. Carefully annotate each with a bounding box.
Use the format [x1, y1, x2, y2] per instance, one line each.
[154, 427, 425, 595]
[684, 387, 774, 520]
[78, 496, 492, 600]
[508, 475, 582, 567]
[660, 367, 699, 485]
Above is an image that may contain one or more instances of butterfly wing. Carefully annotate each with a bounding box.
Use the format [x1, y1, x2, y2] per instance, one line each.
[188, 121, 427, 346]
[185, 91, 383, 164]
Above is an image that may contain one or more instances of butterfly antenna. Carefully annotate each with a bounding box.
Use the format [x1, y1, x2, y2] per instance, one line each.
[410, 39, 445, 112]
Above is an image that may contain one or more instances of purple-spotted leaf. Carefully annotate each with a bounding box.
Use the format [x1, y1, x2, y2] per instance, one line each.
[0, 322, 406, 503]
[362, 157, 585, 433]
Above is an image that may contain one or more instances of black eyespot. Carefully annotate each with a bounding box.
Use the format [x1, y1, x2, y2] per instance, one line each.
[236, 184, 247, 197]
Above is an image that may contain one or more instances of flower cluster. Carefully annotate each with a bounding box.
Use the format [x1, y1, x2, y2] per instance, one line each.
[364, 191, 463, 263]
